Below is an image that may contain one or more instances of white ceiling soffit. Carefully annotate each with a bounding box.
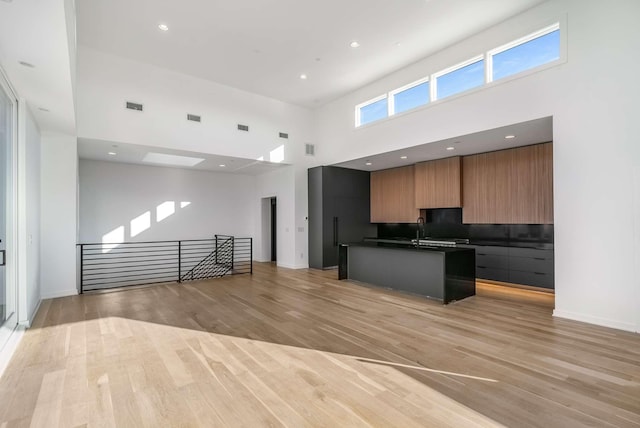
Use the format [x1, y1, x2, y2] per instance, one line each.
[77, 138, 288, 176]
[334, 117, 553, 171]
[77, 0, 546, 108]
[0, 0, 77, 135]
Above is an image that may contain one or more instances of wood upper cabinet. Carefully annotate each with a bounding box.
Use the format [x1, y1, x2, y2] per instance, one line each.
[462, 143, 553, 224]
[414, 156, 461, 208]
[371, 165, 420, 223]
[462, 152, 497, 224]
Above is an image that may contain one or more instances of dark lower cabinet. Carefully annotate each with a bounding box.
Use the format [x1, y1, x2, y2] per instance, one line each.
[461, 244, 554, 289]
[308, 166, 376, 269]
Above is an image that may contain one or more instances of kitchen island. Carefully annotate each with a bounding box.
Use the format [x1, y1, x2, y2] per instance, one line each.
[338, 241, 475, 304]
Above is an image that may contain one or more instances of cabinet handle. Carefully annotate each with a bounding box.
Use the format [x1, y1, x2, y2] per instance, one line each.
[477, 253, 487, 256]
[477, 265, 487, 269]
[534, 272, 545, 275]
[333, 217, 338, 246]
[0, 250, 4, 266]
[534, 257, 546, 261]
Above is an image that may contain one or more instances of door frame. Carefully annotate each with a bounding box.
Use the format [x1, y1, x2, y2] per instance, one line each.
[0, 67, 19, 351]
[260, 196, 277, 263]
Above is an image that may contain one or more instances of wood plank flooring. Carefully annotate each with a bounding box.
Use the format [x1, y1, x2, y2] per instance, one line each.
[0, 262, 639, 427]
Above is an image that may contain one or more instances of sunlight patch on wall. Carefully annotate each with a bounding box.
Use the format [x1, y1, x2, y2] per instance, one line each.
[157, 201, 176, 222]
[102, 226, 125, 253]
[130, 211, 151, 237]
[269, 145, 285, 163]
[180, 201, 191, 208]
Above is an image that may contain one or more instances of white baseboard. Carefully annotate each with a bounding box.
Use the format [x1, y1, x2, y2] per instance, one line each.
[276, 262, 297, 269]
[19, 298, 43, 329]
[41, 289, 78, 300]
[0, 324, 26, 379]
[553, 309, 637, 333]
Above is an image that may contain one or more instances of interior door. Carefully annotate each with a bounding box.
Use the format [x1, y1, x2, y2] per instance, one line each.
[0, 74, 17, 348]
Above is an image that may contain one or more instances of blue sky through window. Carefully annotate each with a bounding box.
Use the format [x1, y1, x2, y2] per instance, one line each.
[394, 81, 429, 114]
[359, 97, 388, 125]
[492, 30, 560, 81]
[436, 60, 485, 100]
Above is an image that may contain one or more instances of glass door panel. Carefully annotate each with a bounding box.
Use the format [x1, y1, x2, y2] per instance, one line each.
[0, 75, 16, 348]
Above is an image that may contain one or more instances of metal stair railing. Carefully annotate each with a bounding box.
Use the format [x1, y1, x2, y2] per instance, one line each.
[77, 235, 252, 293]
[181, 235, 234, 282]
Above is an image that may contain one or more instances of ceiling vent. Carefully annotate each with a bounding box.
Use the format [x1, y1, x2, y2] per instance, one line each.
[187, 114, 201, 122]
[126, 101, 143, 111]
[279, 132, 289, 139]
[237, 124, 249, 132]
[305, 143, 315, 156]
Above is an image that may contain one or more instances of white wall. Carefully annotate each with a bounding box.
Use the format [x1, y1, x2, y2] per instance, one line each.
[77, 47, 314, 162]
[314, 0, 640, 332]
[254, 166, 299, 268]
[17, 102, 41, 325]
[40, 134, 78, 299]
[76, 47, 317, 271]
[79, 160, 257, 244]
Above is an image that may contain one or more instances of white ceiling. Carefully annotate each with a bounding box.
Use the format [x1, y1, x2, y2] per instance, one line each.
[0, 0, 76, 134]
[78, 138, 288, 175]
[335, 117, 553, 171]
[77, 0, 546, 108]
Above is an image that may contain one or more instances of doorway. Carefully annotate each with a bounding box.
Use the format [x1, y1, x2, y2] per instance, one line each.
[270, 197, 277, 262]
[0, 72, 17, 349]
[260, 196, 277, 263]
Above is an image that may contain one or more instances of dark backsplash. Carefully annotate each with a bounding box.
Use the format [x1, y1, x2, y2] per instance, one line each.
[376, 209, 553, 244]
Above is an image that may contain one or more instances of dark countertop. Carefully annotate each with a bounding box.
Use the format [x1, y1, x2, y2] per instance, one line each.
[343, 240, 474, 254]
[467, 240, 554, 250]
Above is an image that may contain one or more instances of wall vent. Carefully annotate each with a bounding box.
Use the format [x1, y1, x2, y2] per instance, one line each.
[126, 101, 143, 111]
[187, 114, 201, 122]
[279, 132, 289, 139]
[305, 143, 315, 156]
[237, 124, 249, 132]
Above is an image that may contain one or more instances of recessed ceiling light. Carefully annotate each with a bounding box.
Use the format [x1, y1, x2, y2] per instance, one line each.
[365, 161, 372, 166]
[400, 156, 407, 159]
[108, 152, 117, 156]
[300, 74, 307, 80]
[38, 107, 49, 112]
[219, 164, 226, 167]
[505, 135, 516, 139]
[446, 147, 455, 151]
[158, 23, 169, 31]
[350, 41, 360, 48]
[19, 61, 35, 68]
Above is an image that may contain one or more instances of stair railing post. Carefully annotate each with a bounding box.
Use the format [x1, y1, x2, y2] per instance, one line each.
[80, 244, 84, 294]
[178, 241, 182, 283]
[231, 237, 235, 271]
[215, 235, 218, 265]
[250, 238, 253, 274]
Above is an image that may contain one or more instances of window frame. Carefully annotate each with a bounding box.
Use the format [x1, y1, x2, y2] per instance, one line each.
[355, 94, 388, 127]
[388, 76, 430, 116]
[353, 21, 563, 129]
[487, 22, 561, 83]
[431, 54, 485, 102]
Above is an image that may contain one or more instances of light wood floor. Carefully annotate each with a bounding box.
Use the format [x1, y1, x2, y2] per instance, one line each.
[0, 263, 639, 427]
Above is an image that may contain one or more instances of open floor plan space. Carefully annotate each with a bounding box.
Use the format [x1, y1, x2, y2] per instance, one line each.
[0, 263, 638, 427]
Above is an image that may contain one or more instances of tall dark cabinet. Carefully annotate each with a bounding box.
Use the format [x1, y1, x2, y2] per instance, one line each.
[308, 166, 376, 269]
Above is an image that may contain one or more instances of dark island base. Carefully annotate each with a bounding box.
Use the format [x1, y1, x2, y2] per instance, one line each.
[339, 242, 476, 304]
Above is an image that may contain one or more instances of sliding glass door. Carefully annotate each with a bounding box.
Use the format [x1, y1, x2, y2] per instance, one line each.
[0, 73, 17, 348]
